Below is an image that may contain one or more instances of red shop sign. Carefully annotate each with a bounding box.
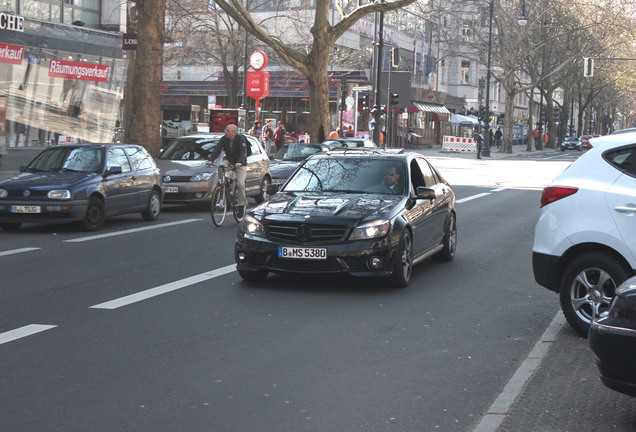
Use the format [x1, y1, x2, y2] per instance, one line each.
[49, 59, 109, 82]
[0, 42, 23, 65]
[246, 71, 269, 100]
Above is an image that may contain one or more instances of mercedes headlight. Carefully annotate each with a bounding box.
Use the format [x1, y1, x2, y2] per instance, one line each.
[241, 214, 266, 238]
[350, 219, 390, 240]
[0, 189, 7, 198]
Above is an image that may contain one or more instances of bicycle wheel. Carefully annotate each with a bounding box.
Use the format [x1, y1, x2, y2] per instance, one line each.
[210, 185, 227, 226]
[232, 182, 245, 223]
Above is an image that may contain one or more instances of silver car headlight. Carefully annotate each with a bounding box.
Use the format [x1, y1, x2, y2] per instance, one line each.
[47, 189, 71, 200]
[350, 219, 390, 240]
[190, 172, 214, 182]
[241, 214, 266, 238]
[0, 189, 7, 198]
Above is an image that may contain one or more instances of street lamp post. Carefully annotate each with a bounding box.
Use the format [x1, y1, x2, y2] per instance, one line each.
[482, 0, 494, 157]
[483, 0, 528, 154]
[371, 0, 385, 146]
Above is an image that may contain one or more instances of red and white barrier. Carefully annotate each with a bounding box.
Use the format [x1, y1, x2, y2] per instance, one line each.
[442, 135, 476, 153]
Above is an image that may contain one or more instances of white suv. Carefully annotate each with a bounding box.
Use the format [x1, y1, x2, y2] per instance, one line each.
[533, 132, 636, 337]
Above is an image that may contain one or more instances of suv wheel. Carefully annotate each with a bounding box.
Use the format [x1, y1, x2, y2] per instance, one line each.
[559, 252, 633, 337]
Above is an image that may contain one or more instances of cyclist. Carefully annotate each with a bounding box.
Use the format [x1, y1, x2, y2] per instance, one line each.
[206, 123, 248, 217]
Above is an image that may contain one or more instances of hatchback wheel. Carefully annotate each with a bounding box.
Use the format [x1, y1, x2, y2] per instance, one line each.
[81, 197, 106, 231]
[254, 177, 270, 204]
[142, 189, 161, 221]
[390, 230, 413, 288]
[559, 252, 632, 337]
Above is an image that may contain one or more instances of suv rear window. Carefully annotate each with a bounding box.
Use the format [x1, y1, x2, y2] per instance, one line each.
[604, 146, 636, 176]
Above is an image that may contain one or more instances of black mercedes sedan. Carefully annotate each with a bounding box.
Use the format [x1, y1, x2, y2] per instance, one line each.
[589, 276, 636, 397]
[0, 144, 162, 231]
[235, 149, 456, 287]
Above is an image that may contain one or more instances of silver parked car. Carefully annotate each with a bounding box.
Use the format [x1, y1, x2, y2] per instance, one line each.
[155, 133, 271, 205]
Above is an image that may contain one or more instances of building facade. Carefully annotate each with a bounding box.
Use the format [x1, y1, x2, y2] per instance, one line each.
[0, 0, 126, 155]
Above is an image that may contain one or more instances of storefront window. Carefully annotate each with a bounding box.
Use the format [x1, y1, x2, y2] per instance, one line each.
[1, 47, 125, 146]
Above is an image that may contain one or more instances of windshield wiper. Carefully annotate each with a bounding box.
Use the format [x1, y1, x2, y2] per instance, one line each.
[324, 189, 366, 194]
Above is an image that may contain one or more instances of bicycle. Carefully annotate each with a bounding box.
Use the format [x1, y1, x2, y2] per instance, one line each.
[210, 163, 245, 226]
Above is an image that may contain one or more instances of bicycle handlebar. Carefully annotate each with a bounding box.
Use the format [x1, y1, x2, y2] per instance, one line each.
[208, 162, 236, 170]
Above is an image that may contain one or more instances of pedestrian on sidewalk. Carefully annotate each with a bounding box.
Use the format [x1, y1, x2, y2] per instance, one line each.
[495, 128, 502, 149]
[262, 119, 275, 156]
[476, 130, 483, 159]
[274, 121, 286, 152]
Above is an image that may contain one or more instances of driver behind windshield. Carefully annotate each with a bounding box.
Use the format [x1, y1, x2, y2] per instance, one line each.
[381, 164, 403, 194]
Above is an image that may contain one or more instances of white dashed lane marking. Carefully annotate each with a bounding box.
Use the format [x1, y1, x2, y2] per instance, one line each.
[90, 264, 236, 310]
[0, 324, 57, 345]
[64, 219, 202, 243]
[0, 247, 41, 257]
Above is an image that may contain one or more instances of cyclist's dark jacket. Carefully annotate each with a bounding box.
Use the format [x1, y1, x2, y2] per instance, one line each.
[208, 134, 248, 165]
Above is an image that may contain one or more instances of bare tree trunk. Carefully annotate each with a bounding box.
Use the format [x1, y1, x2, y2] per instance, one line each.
[307, 72, 330, 143]
[127, 0, 166, 155]
[501, 94, 515, 153]
[544, 85, 556, 149]
[526, 92, 535, 152]
[123, 6, 137, 145]
[501, 72, 516, 154]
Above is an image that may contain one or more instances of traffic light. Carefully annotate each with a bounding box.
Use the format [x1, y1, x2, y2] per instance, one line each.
[391, 47, 399, 68]
[364, 94, 370, 112]
[478, 105, 486, 121]
[390, 93, 399, 106]
[583, 57, 594, 77]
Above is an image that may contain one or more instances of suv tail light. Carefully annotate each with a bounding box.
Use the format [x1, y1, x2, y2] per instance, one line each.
[540, 186, 578, 207]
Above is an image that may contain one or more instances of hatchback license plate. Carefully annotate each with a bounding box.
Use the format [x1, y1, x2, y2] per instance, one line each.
[165, 186, 178, 193]
[278, 246, 327, 260]
[11, 205, 41, 213]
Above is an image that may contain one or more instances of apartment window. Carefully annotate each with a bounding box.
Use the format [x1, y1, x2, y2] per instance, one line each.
[0, 0, 16, 12]
[460, 61, 470, 85]
[19, 0, 98, 26]
[462, 23, 471, 42]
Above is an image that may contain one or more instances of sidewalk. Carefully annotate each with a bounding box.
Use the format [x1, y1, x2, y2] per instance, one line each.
[497, 322, 636, 432]
[409, 143, 554, 160]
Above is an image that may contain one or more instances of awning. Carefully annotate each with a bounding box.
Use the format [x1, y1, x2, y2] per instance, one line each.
[450, 113, 479, 126]
[412, 102, 451, 114]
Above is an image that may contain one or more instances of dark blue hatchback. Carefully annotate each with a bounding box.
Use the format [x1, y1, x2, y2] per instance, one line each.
[0, 144, 162, 231]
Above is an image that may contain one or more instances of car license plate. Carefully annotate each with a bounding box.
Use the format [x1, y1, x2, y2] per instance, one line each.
[165, 186, 178, 193]
[278, 246, 327, 260]
[11, 205, 41, 213]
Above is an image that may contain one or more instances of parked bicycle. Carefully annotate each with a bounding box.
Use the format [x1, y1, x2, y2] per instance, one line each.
[210, 163, 245, 226]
